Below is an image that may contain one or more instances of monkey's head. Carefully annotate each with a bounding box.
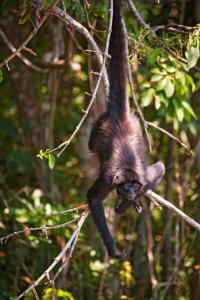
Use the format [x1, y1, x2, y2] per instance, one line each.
[116, 181, 141, 201]
[114, 161, 165, 201]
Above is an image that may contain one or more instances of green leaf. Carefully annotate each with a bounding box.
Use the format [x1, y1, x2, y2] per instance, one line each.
[182, 101, 197, 119]
[151, 68, 167, 75]
[188, 46, 199, 69]
[19, 14, 30, 25]
[166, 66, 176, 73]
[48, 154, 55, 170]
[155, 94, 161, 110]
[140, 88, 155, 107]
[174, 101, 184, 122]
[157, 76, 168, 91]
[151, 74, 163, 82]
[0, 69, 3, 82]
[147, 48, 161, 65]
[164, 78, 174, 98]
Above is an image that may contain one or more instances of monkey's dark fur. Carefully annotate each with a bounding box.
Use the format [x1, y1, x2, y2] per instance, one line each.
[87, 0, 165, 259]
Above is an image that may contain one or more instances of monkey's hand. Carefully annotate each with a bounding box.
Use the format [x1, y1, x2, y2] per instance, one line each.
[111, 249, 127, 260]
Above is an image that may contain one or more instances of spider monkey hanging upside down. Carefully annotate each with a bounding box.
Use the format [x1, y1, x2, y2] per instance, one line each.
[87, 0, 165, 259]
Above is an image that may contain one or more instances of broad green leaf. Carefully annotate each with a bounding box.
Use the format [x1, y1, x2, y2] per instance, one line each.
[155, 95, 161, 110]
[140, 88, 155, 107]
[16, 216, 29, 223]
[151, 74, 163, 82]
[164, 78, 174, 98]
[160, 93, 169, 107]
[174, 101, 184, 122]
[141, 82, 151, 88]
[147, 48, 161, 65]
[166, 66, 176, 73]
[182, 101, 197, 119]
[151, 68, 167, 75]
[186, 46, 200, 69]
[157, 76, 168, 91]
[48, 154, 55, 170]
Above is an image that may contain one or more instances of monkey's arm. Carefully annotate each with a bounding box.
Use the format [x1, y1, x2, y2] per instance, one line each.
[87, 177, 125, 259]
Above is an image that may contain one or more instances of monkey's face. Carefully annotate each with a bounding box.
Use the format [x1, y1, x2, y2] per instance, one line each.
[116, 181, 141, 201]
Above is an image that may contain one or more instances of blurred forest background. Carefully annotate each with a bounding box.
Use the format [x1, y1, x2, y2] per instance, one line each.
[0, 0, 200, 299]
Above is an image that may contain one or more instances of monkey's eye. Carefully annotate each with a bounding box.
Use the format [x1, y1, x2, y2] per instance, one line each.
[124, 183, 132, 190]
[132, 182, 140, 191]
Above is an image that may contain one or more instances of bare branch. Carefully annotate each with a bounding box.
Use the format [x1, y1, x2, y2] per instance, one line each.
[48, 5, 109, 98]
[51, 204, 88, 216]
[0, 217, 80, 244]
[0, 0, 60, 69]
[146, 190, 200, 232]
[147, 121, 192, 154]
[14, 209, 89, 300]
[0, 27, 48, 73]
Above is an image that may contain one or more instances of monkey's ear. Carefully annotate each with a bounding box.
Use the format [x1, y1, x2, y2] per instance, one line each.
[144, 161, 165, 191]
[113, 172, 123, 185]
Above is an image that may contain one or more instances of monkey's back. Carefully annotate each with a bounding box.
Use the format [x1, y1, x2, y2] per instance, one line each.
[89, 111, 146, 168]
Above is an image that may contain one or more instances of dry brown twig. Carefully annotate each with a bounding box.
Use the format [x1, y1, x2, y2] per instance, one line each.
[0, 217, 81, 244]
[0, 27, 48, 73]
[0, 0, 60, 70]
[48, 5, 109, 98]
[14, 209, 89, 300]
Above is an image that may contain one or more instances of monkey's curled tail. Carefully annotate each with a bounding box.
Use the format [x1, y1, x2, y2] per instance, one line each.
[108, 0, 129, 117]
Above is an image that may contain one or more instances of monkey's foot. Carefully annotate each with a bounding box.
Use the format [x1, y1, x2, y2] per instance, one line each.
[132, 201, 142, 214]
[112, 249, 127, 260]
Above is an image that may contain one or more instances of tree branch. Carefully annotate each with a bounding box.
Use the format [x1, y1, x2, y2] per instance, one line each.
[145, 190, 200, 232]
[48, 5, 109, 98]
[14, 209, 89, 300]
[0, 27, 48, 73]
[0, 0, 60, 69]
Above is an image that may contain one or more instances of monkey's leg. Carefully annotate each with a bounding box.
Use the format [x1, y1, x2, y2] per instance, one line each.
[87, 177, 126, 259]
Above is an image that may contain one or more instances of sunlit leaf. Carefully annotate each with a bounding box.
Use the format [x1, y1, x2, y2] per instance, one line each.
[166, 66, 176, 73]
[151, 74, 163, 82]
[140, 88, 155, 107]
[155, 94, 161, 109]
[157, 76, 168, 91]
[182, 101, 197, 119]
[174, 101, 184, 122]
[48, 154, 55, 170]
[164, 78, 174, 98]
[186, 46, 200, 69]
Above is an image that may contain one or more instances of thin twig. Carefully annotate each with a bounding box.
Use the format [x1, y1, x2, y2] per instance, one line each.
[147, 121, 191, 154]
[48, 5, 109, 98]
[0, 0, 60, 69]
[48, 0, 113, 157]
[0, 217, 80, 244]
[0, 27, 48, 73]
[14, 209, 89, 300]
[51, 204, 88, 216]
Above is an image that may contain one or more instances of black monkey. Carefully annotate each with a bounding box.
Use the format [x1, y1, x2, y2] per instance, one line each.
[87, 0, 165, 259]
